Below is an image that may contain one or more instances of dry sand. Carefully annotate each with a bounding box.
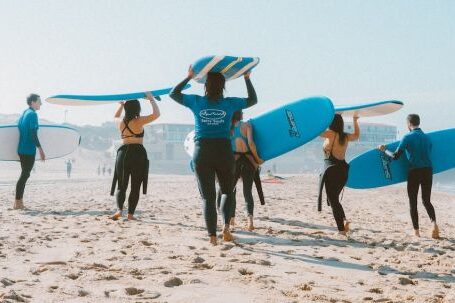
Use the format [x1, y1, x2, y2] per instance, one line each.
[1, 170, 454, 302]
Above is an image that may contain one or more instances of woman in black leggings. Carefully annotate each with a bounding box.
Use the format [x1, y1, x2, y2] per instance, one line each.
[170, 68, 257, 245]
[110, 92, 160, 221]
[318, 114, 359, 235]
[229, 110, 263, 231]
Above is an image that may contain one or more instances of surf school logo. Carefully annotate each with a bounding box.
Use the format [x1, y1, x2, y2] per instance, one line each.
[199, 109, 226, 120]
[199, 109, 226, 126]
[285, 110, 300, 137]
[380, 152, 392, 180]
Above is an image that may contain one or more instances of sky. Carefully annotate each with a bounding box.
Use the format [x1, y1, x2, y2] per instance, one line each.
[0, 0, 454, 135]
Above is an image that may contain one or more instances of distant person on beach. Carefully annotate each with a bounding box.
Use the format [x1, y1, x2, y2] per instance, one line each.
[97, 164, 101, 176]
[14, 94, 46, 209]
[102, 165, 106, 176]
[378, 114, 439, 239]
[229, 110, 264, 231]
[319, 114, 359, 236]
[110, 92, 160, 221]
[66, 160, 72, 178]
[108, 167, 112, 176]
[170, 67, 257, 245]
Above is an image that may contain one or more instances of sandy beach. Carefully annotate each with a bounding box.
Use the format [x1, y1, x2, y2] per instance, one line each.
[1, 169, 454, 303]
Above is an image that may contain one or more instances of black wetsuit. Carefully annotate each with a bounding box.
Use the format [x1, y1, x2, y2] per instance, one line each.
[110, 122, 149, 215]
[170, 76, 257, 236]
[386, 128, 436, 229]
[16, 155, 36, 200]
[318, 134, 349, 231]
[232, 152, 256, 217]
[16, 108, 41, 200]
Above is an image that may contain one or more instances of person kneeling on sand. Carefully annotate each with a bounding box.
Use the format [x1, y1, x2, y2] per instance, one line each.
[378, 114, 439, 239]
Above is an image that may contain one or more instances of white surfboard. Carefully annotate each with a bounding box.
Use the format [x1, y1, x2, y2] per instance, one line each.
[336, 100, 403, 117]
[0, 125, 81, 161]
[184, 130, 195, 157]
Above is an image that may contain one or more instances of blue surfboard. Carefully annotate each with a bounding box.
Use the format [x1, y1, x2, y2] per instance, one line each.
[335, 100, 403, 117]
[183, 97, 334, 161]
[45, 85, 191, 105]
[347, 128, 455, 189]
[192, 56, 260, 84]
[250, 97, 334, 161]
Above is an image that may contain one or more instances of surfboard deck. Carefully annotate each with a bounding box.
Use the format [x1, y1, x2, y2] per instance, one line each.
[184, 96, 335, 161]
[336, 100, 403, 117]
[0, 125, 81, 161]
[347, 128, 455, 189]
[46, 85, 190, 105]
[192, 56, 260, 84]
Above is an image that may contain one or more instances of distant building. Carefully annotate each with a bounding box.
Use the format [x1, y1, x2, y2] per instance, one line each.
[144, 124, 194, 161]
[107, 122, 398, 174]
[345, 122, 397, 144]
[262, 122, 398, 174]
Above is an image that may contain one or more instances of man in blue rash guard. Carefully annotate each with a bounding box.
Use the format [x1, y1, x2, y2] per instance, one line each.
[14, 94, 46, 209]
[378, 114, 439, 239]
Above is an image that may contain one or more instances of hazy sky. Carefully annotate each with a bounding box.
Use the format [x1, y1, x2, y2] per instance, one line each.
[1, 0, 454, 135]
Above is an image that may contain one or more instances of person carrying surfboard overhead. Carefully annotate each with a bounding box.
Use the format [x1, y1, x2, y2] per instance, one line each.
[14, 94, 46, 210]
[110, 92, 160, 221]
[378, 114, 439, 239]
[318, 114, 360, 236]
[170, 67, 257, 246]
[229, 110, 264, 231]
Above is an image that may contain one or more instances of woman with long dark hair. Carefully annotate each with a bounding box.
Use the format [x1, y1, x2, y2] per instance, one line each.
[229, 110, 263, 231]
[170, 68, 257, 245]
[110, 92, 160, 221]
[318, 114, 359, 235]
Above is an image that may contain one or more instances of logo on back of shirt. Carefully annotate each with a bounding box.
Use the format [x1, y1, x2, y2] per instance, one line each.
[199, 109, 226, 126]
[285, 110, 300, 137]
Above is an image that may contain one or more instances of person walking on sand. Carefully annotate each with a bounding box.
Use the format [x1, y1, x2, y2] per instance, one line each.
[229, 110, 264, 231]
[14, 94, 46, 209]
[110, 92, 160, 221]
[170, 68, 258, 245]
[318, 114, 359, 236]
[378, 114, 439, 239]
[66, 159, 72, 178]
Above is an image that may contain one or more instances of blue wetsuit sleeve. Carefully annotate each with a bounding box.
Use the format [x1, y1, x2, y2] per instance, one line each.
[244, 78, 257, 108]
[30, 113, 41, 148]
[170, 77, 192, 105]
[388, 136, 408, 160]
[31, 129, 41, 148]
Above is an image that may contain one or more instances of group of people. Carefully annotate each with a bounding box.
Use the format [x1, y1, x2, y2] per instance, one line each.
[14, 68, 440, 245]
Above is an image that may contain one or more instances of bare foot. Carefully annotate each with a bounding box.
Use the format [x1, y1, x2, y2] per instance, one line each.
[209, 236, 218, 246]
[127, 214, 136, 221]
[230, 217, 236, 227]
[338, 230, 347, 236]
[432, 224, 440, 239]
[247, 215, 255, 231]
[414, 229, 421, 237]
[223, 225, 234, 242]
[110, 212, 122, 221]
[13, 199, 24, 210]
[344, 221, 350, 233]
